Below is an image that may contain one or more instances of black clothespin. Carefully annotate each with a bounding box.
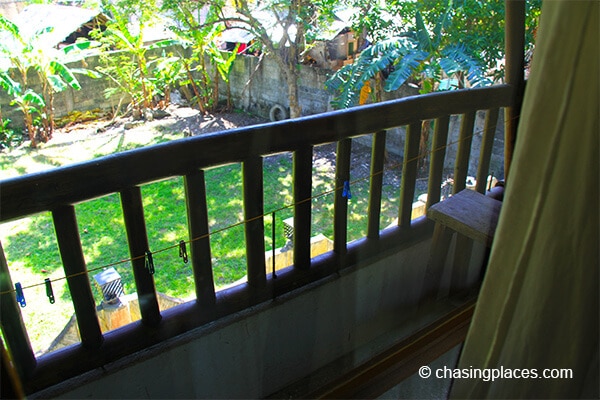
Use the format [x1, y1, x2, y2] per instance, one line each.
[179, 240, 188, 264]
[145, 250, 155, 275]
[45, 278, 55, 304]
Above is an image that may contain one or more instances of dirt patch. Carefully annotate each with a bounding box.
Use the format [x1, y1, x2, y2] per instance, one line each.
[19, 105, 414, 200]
[49, 105, 404, 188]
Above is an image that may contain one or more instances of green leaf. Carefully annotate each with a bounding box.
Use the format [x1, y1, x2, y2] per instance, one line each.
[62, 40, 100, 53]
[69, 68, 102, 79]
[47, 75, 67, 92]
[0, 15, 20, 38]
[440, 45, 492, 87]
[432, 1, 453, 48]
[148, 39, 180, 49]
[0, 72, 21, 96]
[415, 12, 432, 52]
[50, 61, 81, 90]
[22, 89, 45, 107]
[384, 50, 428, 92]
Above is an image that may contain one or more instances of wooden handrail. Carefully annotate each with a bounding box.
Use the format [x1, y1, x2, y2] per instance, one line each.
[0, 86, 511, 223]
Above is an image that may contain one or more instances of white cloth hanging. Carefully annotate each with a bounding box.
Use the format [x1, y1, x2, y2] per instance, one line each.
[450, 1, 599, 398]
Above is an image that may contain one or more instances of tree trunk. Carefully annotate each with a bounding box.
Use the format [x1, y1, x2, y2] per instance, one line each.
[283, 61, 301, 119]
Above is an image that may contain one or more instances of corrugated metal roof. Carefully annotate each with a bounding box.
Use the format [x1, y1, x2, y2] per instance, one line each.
[11, 4, 105, 48]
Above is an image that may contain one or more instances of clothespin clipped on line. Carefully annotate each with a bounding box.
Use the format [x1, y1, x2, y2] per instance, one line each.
[179, 240, 188, 264]
[145, 250, 155, 275]
[15, 282, 26, 307]
[45, 278, 55, 304]
[342, 180, 352, 199]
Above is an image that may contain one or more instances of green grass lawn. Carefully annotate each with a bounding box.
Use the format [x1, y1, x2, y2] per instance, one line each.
[0, 126, 404, 354]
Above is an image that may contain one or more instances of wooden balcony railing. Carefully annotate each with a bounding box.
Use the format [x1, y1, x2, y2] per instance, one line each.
[0, 85, 512, 393]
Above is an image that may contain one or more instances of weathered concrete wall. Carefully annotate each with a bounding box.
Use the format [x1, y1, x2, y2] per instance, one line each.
[223, 54, 333, 119]
[33, 238, 443, 399]
[354, 109, 506, 182]
[34, 235, 487, 399]
[0, 55, 123, 128]
[1, 50, 416, 126]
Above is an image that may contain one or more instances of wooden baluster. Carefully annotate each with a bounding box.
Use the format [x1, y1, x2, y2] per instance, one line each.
[475, 108, 500, 194]
[52, 205, 103, 348]
[367, 131, 387, 239]
[184, 170, 216, 309]
[450, 111, 477, 290]
[398, 122, 421, 228]
[427, 116, 450, 209]
[453, 111, 476, 194]
[0, 242, 36, 379]
[120, 187, 161, 327]
[334, 138, 352, 257]
[293, 145, 313, 270]
[243, 156, 266, 289]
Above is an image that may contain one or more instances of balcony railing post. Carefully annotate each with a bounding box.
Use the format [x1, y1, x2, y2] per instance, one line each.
[293, 145, 313, 269]
[453, 111, 476, 194]
[504, 0, 526, 180]
[243, 156, 267, 289]
[398, 122, 421, 228]
[367, 130, 387, 238]
[52, 205, 103, 349]
[120, 187, 161, 327]
[476, 108, 500, 194]
[427, 116, 450, 209]
[184, 170, 216, 309]
[0, 241, 36, 379]
[334, 138, 352, 258]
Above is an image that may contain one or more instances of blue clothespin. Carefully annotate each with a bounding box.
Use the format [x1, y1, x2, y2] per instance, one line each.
[342, 180, 352, 199]
[45, 278, 55, 304]
[15, 282, 26, 307]
[145, 250, 155, 275]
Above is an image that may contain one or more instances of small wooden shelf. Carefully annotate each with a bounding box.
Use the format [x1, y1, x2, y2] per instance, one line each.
[427, 189, 502, 246]
[421, 189, 503, 302]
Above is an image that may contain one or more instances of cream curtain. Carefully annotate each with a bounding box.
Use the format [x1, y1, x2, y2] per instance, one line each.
[450, 1, 599, 398]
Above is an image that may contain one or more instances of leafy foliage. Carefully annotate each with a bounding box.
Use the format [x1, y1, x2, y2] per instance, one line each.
[0, 14, 94, 146]
[0, 117, 23, 150]
[351, 0, 541, 80]
[327, 2, 502, 109]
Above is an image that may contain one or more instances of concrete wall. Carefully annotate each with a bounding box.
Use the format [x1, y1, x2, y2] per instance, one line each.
[35, 233, 486, 399]
[0, 50, 417, 127]
[224, 54, 334, 119]
[354, 110, 506, 182]
[0, 55, 122, 128]
[35, 238, 435, 399]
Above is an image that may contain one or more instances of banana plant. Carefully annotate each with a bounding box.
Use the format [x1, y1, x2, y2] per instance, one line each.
[326, 3, 492, 109]
[161, 1, 233, 112]
[208, 43, 239, 110]
[0, 15, 98, 146]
